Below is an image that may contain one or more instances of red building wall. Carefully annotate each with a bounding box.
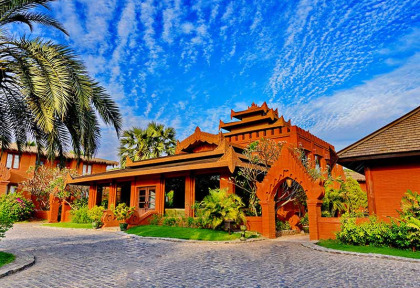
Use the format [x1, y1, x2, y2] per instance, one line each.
[367, 158, 420, 218]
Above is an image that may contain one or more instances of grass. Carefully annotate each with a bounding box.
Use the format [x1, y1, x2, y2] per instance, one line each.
[126, 225, 256, 241]
[43, 222, 92, 229]
[318, 240, 420, 259]
[0, 252, 15, 268]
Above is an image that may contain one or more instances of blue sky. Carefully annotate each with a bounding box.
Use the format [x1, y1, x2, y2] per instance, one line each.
[15, 0, 420, 161]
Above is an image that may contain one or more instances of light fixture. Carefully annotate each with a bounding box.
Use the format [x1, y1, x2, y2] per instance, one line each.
[286, 177, 293, 188]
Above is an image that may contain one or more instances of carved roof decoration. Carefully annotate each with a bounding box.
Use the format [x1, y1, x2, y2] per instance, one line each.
[0, 163, 11, 182]
[175, 126, 223, 154]
[220, 102, 291, 132]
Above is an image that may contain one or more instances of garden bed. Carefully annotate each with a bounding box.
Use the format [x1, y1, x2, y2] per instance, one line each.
[126, 225, 258, 241]
[42, 223, 92, 229]
[0, 252, 15, 268]
[317, 240, 420, 259]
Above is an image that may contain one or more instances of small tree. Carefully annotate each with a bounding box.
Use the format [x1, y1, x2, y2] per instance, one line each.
[21, 166, 56, 210]
[233, 138, 284, 216]
[0, 206, 13, 240]
[46, 168, 87, 209]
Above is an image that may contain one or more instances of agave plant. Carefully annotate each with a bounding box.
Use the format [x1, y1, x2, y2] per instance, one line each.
[0, 0, 121, 159]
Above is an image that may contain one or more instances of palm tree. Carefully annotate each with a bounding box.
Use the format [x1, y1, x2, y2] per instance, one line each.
[0, 0, 121, 160]
[119, 122, 176, 167]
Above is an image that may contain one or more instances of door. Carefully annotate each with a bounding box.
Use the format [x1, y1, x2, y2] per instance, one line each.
[138, 187, 156, 215]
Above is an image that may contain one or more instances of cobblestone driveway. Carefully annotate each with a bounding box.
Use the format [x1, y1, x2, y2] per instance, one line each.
[0, 223, 419, 287]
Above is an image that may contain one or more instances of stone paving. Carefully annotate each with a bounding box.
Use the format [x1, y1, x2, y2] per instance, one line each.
[0, 223, 419, 287]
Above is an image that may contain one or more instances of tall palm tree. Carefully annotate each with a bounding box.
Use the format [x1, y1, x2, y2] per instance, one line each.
[119, 122, 176, 167]
[0, 0, 121, 160]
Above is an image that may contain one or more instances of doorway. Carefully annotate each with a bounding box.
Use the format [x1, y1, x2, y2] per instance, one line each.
[138, 186, 156, 215]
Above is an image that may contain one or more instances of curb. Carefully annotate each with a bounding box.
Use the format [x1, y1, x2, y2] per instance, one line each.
[119, 232, 266, 244]
[301, 242, 420, 264]
[0, 251, 35, 278]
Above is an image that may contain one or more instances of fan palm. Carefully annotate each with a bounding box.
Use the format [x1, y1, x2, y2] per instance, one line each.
[119, 122, 176, 167]
[0, 0, 121, 160]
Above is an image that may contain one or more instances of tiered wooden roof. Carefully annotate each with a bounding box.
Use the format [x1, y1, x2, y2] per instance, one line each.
[219, 102, 291, 136]
[69, 129, 250, 185]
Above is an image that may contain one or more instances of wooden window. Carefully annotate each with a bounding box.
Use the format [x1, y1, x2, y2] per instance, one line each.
[6, 154, 20, 169]
[82, 164, 92, 175]
[138, 187, 156, 214]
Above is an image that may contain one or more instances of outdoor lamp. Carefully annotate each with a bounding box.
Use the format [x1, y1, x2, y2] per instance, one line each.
[286, 178, 293, 188]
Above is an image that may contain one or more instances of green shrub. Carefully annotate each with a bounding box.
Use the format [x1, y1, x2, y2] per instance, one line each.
[276, 220, 291, 231]
[0, 208, 13, 240]
[162, 217, 177, 227]
[195, 188, 246, 230]
[187, 217, 195, 228]
[0, 193, 34, 222]
[300, 213, 309, 226]
[112, 203, 135, 222]
[149, 214, 162, 225]
[71, 206, 92, 224]
[87, 206, 105, 223]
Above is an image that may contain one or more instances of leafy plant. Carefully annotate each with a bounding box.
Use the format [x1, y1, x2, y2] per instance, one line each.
[112, 203, 135, 222]
[300, 213, 309, 226]
[162, 217, 177, 227]
[195, 188, 246, 230]
[0, 208, 13, 240]
[0, 193, 34, 222]
[71, 206, 92, 224]
[87, 206, 105, 223]
[149, 214, 163, 225]
[276, 220, 291, 231]
[322, 176, 367, 217]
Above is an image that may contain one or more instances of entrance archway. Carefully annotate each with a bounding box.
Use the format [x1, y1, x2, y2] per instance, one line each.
[256, 146, 324, 240]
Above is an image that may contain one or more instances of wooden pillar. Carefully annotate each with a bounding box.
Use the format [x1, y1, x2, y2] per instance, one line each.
[220, 172, 235, 194]
[157, 176, 165, 214]
[130, 180, 137, 208]
[261, 199, 276, 238]
[307, 199, 322, 240]
[185, 174, 195, 217]
[88, 184, 97, 209]
[108, 183, 117, 210]
[364, 166, 376, 215]
[61, 202, 71, 222]
[0, 181, 9, 196]
[48, 194, 60, 223]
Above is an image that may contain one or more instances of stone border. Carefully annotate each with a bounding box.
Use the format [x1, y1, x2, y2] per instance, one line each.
[0, 251, 35, 278]
[302, 241, 420, 264]
[120, 231, 266, 244]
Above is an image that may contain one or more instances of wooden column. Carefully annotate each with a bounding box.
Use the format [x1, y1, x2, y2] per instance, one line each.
[0, 181, 8, 196]
[157, 176, 165, 214]
[185, 174, 195, 217]
[364, 166, 376, 215]
[307, 199, 322, 240]
[130, 180, 137, 208]
[220, 172, 235, 194]
[108, 183, 117, 210]
[88, 184, 97, 209]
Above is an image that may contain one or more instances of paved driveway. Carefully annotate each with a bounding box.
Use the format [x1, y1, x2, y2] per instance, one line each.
[0, 223, 418, 287]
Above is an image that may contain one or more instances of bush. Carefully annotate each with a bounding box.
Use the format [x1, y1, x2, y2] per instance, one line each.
[162, 217, 177, 227]
[0, 208, 13, 240]
[149, 214, 162, 225]
[276, 220, 291, 231]
[112, 203, 135, 222]
[0, 193, 34, 222]
[195, 188, 246, 230]
[71, 206, 92, 224]
[87, 206, 105, 223]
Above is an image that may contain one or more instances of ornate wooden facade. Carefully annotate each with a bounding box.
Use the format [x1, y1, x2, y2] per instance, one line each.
[69, 102, 343, 239]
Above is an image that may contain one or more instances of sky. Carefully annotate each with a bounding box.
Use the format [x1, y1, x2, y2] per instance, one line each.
[14, 0, 420, 161]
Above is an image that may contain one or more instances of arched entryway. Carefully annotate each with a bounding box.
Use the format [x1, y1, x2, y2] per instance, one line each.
[256, 146, 324, 240]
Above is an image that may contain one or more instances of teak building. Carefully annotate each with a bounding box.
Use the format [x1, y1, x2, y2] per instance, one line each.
[69, 103, 343, 239]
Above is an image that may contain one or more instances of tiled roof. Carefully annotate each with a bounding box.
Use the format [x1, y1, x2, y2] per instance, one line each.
[338, 106, 420, 159]
[4, 143, 118, 165]
[345, 170, 366, 182]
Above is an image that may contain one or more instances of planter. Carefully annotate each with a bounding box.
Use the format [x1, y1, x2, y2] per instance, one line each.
[119, 223, 128, 231]
[92, 221, 102, 229]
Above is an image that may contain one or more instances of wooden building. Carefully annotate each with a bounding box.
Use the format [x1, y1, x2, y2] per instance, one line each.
[0, 143, 118, 196]
[69, 103, 343, 239]
[338, 105, 420, 218]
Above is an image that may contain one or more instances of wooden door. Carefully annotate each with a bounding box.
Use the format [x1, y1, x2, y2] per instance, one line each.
[138, 187, 156, 215]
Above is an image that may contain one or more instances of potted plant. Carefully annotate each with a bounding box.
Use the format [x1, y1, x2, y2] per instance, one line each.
[300, 213, 309, 233]
[87, 205, 105, 229]
[112, 203, 135, 231]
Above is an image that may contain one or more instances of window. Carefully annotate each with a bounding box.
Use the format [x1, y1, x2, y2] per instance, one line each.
[6, 154, 20, 169]
[195, 174, 220, 202]
[315, 155, 321, 171]
[82, 164, 92, 175]
[138, 187, 156, 213]
[7, 184, 18, 194]
[165, 177, 185, 208]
